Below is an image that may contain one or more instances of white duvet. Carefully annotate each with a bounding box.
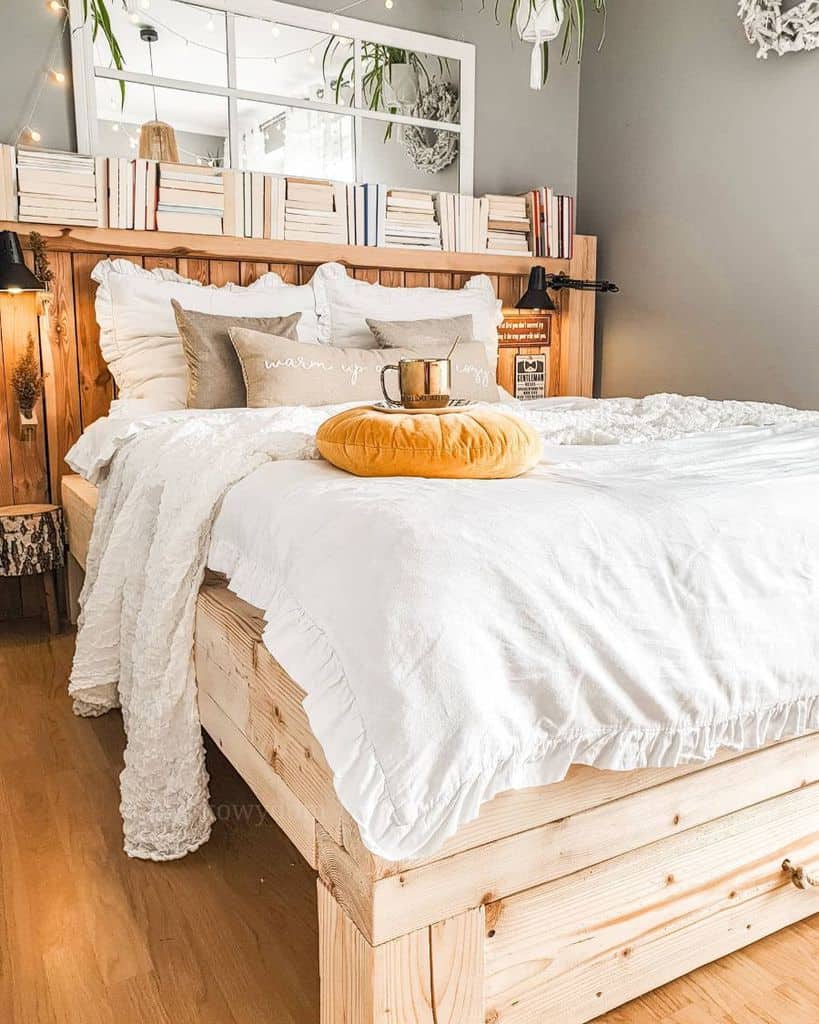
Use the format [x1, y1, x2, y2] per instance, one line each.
[68, 395, 819, 861]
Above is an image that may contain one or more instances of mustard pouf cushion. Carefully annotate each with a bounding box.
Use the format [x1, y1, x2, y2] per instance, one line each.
[316, 406, 543, 479]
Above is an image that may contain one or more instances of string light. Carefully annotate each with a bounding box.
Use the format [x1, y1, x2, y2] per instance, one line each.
[270, 22, 281, 37]
[206, 15, 216, 32]
[332, 18, 341, 31]
[50, 69, 67, 84]
[28, 128, 42, 143]
[385, 0, 394, 8]
[47, 0, 63, 12]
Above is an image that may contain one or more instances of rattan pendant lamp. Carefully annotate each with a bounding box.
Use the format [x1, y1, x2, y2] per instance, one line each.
[138, 26, 180, 163]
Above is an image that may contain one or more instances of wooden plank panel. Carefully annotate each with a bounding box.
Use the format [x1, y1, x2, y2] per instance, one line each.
[379, 271, 404, 288]
[177, 258, 210, 284]
[372, 923, 432, 1024]
[366, 733, 819, 943]
[431, 273, 453, 289]
[354, 269, 379, 284]
[318, 880, 375, 1024]
[404, 272, 430, 288]
[430, 908, 485, 1024]
[72, 251, 113, 427]
[560, 234, 597, 397]
[497, 275, 522, 311]
[142, 255, 177, 272]
[38, 251, 81, 501]
[239, 262, 268, 287]
[198, 692, 317, 868]
[0, 292, 48, 503]
[484, 783, 819, 1024]
[269, 263, 300, 285]
[299, 265, 318, 285]
[496, 348, 516, 396]
[208, 261, 240, 286]
[0, 304, 13, 507]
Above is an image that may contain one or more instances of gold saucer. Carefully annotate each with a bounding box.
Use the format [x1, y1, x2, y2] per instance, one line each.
[370, 401, 475, 415]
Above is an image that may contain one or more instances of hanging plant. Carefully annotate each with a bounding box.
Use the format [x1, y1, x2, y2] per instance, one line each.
[81, 0, 128, 104]
[11, 335, 45, 420]
[323, 41, 450, 139]
[486, 0, 608, 87]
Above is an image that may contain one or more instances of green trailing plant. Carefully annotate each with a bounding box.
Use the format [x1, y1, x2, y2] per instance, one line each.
[82, 0, 127, 104]
[11, 335, 45, 419]
[323, 41, 447, 139]
[484, 0, 608, 86]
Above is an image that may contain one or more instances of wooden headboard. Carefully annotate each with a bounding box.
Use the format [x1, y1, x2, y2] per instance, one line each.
[0, 222, 596, 515]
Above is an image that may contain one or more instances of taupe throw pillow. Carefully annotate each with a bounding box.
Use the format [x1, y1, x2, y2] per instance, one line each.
[230, 328, 419, 407]
[367, 316, 499, 403]
[172, 300, 301, 409]
[231, 329, 499, 407]
[366, 314, 475, 350]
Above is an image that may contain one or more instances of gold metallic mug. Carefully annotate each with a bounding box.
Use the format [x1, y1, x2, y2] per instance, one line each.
[380, 358, 452, 410]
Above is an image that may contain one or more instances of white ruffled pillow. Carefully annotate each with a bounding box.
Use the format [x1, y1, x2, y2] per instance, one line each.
[92, 259, 320, 408]
[311, 262, 504, 367]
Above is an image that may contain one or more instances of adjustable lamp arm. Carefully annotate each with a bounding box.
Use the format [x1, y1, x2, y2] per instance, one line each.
[546, 273, 620, 294]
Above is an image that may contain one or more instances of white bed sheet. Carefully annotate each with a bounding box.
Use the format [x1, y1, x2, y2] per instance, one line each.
[67, 395, 819, 861]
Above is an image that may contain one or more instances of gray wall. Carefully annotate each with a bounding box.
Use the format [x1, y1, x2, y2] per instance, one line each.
[578, 1, 819, 407]
[1, 0, 579, 198]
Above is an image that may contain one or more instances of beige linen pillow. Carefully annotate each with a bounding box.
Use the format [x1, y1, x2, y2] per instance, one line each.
[366, 314, 475, 350]
[172, 301, 301, 409]
[367, 317, 499, 403]
[231, 329, 499, 407]
[230, 328, 418, 407]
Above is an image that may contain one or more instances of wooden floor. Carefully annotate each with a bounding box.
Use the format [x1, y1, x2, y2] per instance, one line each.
[0, 620, 817, 1024]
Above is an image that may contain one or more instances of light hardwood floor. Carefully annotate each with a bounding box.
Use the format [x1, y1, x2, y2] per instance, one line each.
[0, 620, 817, 1024]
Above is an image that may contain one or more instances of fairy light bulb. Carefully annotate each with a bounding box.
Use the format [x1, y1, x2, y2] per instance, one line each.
[29, 128, 42, 142]
[51, 69, 67, 84]
[206, 15, 215, 31]
[111, 122, 120, 132]
[48, 0, 63, 12]
[331, 18, 340, 31]
[385, 0, 394, 8]
[308, 50, 316, 65]
[271, 22, 281, 37]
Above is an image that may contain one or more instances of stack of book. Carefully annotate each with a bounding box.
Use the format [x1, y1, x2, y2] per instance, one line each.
[156, 163, 224, 235]
[284, 178, 348, 244]
[0, 145, 18, 220]
[485, 194, 532, 255]
[17, 148, 99, 226]
[523, 187, 575, 260]
[383, 189, 441, 250]
[103, 157, 158, 230]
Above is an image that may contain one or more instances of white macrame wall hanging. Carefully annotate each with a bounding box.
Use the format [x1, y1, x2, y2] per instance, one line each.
[738, 0, 819, 58]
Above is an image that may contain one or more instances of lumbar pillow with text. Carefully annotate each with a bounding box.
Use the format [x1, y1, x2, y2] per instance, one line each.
[311, 262, 503, 367]
[172, 302, 301, 409]
[92, 258, 320, 408]
[230, 328, 498, 407]
[367, 315, 499, 402]
[230, 328, 418, 407]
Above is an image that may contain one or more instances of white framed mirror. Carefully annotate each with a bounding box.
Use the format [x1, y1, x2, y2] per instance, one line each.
[68, 0, 475, 193]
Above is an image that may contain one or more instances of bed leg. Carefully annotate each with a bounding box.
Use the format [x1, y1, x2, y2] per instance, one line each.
[66, 554, 84, 626]
[317, 881, 485, 1024]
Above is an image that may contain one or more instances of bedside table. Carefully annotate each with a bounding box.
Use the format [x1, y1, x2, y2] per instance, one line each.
[0, 504, 65, 634]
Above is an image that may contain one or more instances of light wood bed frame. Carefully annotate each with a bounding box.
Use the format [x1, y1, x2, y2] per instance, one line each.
[50, 225, 819, 1023]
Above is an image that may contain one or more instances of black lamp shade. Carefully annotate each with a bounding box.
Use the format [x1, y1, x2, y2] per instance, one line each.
[0, 232, 44, 293]
[516, 266, 556, 312]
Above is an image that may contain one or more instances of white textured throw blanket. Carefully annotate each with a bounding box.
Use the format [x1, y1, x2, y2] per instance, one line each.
[68, 395, 819, 861]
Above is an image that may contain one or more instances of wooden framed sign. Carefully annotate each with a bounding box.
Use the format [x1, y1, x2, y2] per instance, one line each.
[515, 353, 547, 400]
[498, 313, 551, 348]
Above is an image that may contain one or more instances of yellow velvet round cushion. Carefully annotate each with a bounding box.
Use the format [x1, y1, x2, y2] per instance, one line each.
[316, 406, 543, 479]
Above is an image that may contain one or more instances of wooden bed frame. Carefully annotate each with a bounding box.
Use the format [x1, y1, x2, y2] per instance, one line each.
[46, 225, 819, 1022]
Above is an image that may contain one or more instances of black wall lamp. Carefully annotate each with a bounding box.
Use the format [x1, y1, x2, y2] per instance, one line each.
[517, 266, 619, 312]
[0, 231, 45, 294]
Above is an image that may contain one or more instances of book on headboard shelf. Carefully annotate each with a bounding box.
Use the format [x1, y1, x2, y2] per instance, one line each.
[0, 145, 576, 257]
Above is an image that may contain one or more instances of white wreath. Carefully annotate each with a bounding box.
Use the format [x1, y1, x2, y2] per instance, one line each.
[402, 83, 460, 175]
[738, 0, 819, 58]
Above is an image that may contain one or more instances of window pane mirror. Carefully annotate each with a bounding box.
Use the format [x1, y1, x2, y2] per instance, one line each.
[70, 0, 475, 192]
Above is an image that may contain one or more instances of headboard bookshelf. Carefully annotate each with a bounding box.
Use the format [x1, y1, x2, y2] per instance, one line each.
[0, 221, 596, 614]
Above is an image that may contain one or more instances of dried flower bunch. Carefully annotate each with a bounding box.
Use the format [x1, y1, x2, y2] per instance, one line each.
[11, 335, 44, 417]
[28, 231, 53, 290]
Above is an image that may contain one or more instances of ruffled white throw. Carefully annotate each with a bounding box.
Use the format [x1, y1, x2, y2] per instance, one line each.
[68, 395, 819, 861]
